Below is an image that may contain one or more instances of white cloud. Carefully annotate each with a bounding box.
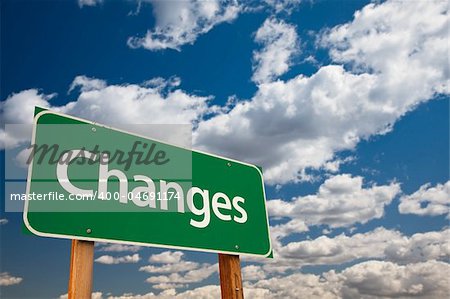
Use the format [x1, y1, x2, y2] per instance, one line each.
[107, 286, 218, 299]
[169, 285, 220, 299]
[195, 66, 375, 183]
[62, 76, 211, 125]
[145, 263, 218, 285]
[3, 1, 449, 184]
[323, 156, 355, 173]
[143, 76, 181, 90]
[252, 18, 299, 84]
[152, 283, 186, 290]
[270, 218, 308, 242]
[246, 260, 450, 299]
[141, 252, 217, 290]
[337, 260, 450, 299]
[194, 0, 449, 184]
[0, 76, 212, 150]
[3, 1, 449, 185]
[104, 285, 271, 299]
[276, 228, 450, 267]
[383, 229, 450, 264]
[247, 272, 340, 299]
[399, 181, 450, 218]
[78, 0, 103, 8]
[322, 0, 450, 98]
[139, 261, 199, 274]
[92, 292, 104, 299]
[0, 218, 8, 225]
[148, 251, 184, 264]
[247, 228, 449, 274]
[102, 286, 218, 299]
[62, 260, 450, 298]
[278, 227, 400, 266]
[0, 272, 23, 286]
[242, 265, 267, 281]
[264, 0, 302, 14]
[97, 244, 142, 253]
[128, 0, 240, 51]
[95, 254, 141, 265]
[268, 174, 401, 228]
[69, 75, 107, 93]
[0, 89, 53, 149]
[59, 291, 103, 299]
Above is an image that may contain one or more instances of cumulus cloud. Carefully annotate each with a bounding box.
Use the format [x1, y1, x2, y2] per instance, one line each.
[139, 261, 199, 274]
[0, 76, 212, 150]
[264, 0, 302, 14]
[277, 227, 400, 266]
[96, 243, 142, 253]
[105, 286, 219, 299]
[246, 271, 339, 298]
[140, 251, 217, 290]
[128, 0, 240, 51]
[95, 254, 141, 265]
[61, 260, 450, 298]
[322, 0, 449, 98]
[337, 260, 450, 299]
[270, 218, 308, 242]
[0, 272, 23, 286]
[268, 174, 401, 228]
[276, 228, 450, 267]
[59, 292, 103, 299]
[241, 265, 267, 281]
[100, 286, 270, 298]
[3, 1, 448, 184]
[383, 229, 450, 264]
[148, 251, 184, 264]
[152, 283, 187, 290]
[194, 66, 374, 183]
[61, 76, 211, 125]
[195, 0, 449, 184]
[247, 227, 449, 275]
[145, 263, 218, 285]
[399, 181, 450, 218]
[247, 260, 450, 299]
[0, 89, 54, 149]
[252, 18, 299, 84]
[69, 75, 107, 93]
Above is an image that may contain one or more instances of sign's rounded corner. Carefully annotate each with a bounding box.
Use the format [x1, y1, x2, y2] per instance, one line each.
[34, 109, 54, 125]
[249, 163, 264, 180]
[262, 243, 273, 258]
[22, 211, 48, 238]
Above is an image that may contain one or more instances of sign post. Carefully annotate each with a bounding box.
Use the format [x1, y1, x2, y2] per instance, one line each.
[218, 254, 244, 299]
[68, 240, 94, 299]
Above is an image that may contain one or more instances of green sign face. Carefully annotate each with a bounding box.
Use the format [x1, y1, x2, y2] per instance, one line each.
[24, 109, 272, 257]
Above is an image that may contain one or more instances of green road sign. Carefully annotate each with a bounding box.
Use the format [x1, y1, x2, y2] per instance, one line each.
[24, 109, 272, 257]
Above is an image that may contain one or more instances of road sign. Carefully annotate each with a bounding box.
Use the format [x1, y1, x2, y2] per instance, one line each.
[24, 108, 272, 257]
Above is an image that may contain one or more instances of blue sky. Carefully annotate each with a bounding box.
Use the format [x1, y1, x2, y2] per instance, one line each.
[1, 0, 449, 298]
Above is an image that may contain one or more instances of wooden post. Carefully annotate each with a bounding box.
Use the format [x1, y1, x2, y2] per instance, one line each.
[218, 254, 244, 299]
[68, 240, 95, 299]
